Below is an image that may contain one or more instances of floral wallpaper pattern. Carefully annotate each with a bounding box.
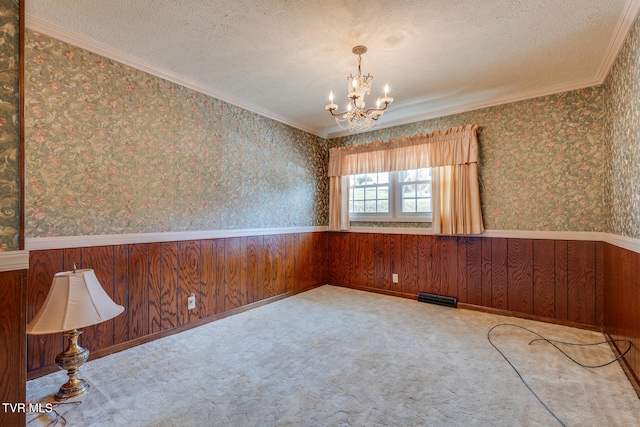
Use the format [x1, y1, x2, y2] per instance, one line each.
[330, 88, 606, 232]
[0, 0, 20, 251]
[20, 13, 640, 239]
[25, 32, 328, 237]
[24, 31, 328, 238]
[604, 11, 640, 239]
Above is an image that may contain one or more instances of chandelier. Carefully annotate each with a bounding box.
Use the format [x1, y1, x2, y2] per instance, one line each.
[325, 45, 393, 132]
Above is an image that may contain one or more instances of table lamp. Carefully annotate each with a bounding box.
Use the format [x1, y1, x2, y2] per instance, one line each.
[27, 267, 125, 400]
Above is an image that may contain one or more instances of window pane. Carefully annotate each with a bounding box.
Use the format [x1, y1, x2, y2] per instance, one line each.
[353, 200, 365, 213]
[417, 184, 430, 197]
[377, 200, 389, 212]
[417, 198, 431, 212]
[366, 173, 378, 184]
[365, 188, 377, 200]
[400, 169, 417, 182]
[353, 174, 369, 185]
[353, 187, 364, 200]
[378, 186, 389, 200]
[417, 168, 431, 180]
[378, 172, 389, 184]
[364, 201, 377, 213]
[403, 199, 416, 212]
[403, 184, 416, 198]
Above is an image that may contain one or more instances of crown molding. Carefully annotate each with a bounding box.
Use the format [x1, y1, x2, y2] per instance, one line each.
[596, 0, 640, 80]
[25, 226, 328, 251]
[0, 251, 29, 272]
[24, 15, 324, 139]
[325, 76, 601, 139]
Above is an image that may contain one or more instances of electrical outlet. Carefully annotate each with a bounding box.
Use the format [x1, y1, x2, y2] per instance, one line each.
[187, 293, 196, 310]
[392, 273, 399, 283]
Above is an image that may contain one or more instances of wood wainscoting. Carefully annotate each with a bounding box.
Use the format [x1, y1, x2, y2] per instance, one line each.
[327, 232, 604, 328]
[604, 242, 640, 396]
[27, 232, 328, 378]
[0, 269, 27, 426]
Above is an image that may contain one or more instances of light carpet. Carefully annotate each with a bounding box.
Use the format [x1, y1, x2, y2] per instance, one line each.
[26, 285, 640, 426]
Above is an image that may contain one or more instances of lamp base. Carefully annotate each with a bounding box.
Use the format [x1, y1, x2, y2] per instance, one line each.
[54, 329, 90, 401]
[55, 377, 90, 401]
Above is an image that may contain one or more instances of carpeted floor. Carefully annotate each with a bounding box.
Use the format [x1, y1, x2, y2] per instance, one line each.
[26, 285, 640, 426]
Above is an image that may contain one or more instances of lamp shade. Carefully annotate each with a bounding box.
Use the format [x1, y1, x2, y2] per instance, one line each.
[27, 268, 124, 335]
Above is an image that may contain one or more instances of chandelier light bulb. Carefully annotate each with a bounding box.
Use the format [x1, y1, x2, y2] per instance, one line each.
[376, 98, 381, 108]
[384, 84, 389, 96]
[329, 91, 334, 102]
[352, 79, 358, 89]
[347, 103, 352, 112]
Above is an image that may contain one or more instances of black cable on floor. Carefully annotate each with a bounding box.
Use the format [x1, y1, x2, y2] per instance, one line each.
[487, 323, 632, 427]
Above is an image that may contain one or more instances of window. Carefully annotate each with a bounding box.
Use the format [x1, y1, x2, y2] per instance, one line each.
[349, 168, 432, 222]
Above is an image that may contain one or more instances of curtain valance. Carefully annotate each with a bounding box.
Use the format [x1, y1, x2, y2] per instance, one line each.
[328, 124, 479, 177]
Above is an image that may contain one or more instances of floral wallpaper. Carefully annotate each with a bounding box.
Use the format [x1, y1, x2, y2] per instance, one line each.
[24, 31, 328, 238]
[330, 88, 606, 232]
[604, 11, 640, 239]
[0, 0, 20, 251]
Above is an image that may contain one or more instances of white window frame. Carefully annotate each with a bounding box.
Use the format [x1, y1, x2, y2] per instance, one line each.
[349, 169, 433, 223]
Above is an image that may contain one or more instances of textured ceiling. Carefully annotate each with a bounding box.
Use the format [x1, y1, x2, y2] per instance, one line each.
[25, 0, 640, 138]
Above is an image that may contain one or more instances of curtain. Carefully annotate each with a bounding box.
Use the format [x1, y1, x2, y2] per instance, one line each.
[328, 124, 484, 234]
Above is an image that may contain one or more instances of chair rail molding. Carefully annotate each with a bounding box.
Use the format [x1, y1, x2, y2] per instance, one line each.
[0, 251, 29, 272]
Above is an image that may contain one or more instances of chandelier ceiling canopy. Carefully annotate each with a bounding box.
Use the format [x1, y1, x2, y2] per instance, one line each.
[325, 46, 393, 133]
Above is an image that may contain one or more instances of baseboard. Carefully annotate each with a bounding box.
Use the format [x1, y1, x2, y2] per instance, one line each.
[329, 283, 418, 301]
[458, 303, 603, 332]
[603, 327, 640, 399]
[332, 283, 602, 332]
[26, 284, 322, 380]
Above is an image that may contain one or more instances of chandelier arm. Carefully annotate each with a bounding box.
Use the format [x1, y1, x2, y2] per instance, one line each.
[362, 103, 391, 114]
[327, 108, 350, 117]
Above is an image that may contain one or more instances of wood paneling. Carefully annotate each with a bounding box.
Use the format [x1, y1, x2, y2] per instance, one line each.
[465, 237, 482, 305]
[83, 246, 117, 350]
[389, 234, 402, 291]
[224, 237, 246, 311]
[481, 238, 492, 307]
[401, 234, 418, 294]
[491, 238, 508, 310]
[326, 232, 603, 329]
[148, 243, 162, 334]
[0, 269, 27, 427]
[27, 250, 64, 371]
[507, 239, 533, 315]
[356, 233, 375, 289]
[246, 236, 260, 304]
[128, 244, 149, 339]
[113, 245, 129, 344]
[285, 234, 299, 293]
[160, 242, 178, 331]
[374, 233, 391, 290]
[533, 239, 555, 318]
[554, 240, 569, 320]
[457, 237, 468, 303]
[604, 243, 640, 395]
[178, 240, 202, 323]
[567, 241, 596, 325]
[416, 235, 433, 294]
[27, 232, 327, 376]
